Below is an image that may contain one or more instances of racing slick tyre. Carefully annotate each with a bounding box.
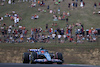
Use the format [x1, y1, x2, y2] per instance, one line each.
[56, 53, 63, 64]
[31, 52, 37, 64]
[23, 52, 30, 63]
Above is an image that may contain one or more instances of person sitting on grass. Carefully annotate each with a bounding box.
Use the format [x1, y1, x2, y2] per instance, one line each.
[38, 8, 42, 12]
[34, 14, 39, 19]
[93, 10, 100, 15]
[40, 0, 45, 6]
[31, 2, 36, 7]
[31, 14, 39, 19]
[58, 16, 61, 20]
[0, 1, 4, 6]
[0, 17, 3, 21]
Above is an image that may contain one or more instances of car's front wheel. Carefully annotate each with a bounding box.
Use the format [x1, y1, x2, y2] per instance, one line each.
[23, 52, 30, 63]
[31, 52, 37, 64]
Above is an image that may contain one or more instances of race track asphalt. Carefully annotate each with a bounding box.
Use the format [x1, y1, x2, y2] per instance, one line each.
[0, 63, 100, 67]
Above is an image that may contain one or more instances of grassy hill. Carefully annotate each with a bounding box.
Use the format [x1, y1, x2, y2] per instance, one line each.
[0, 0, 100, 32]
[0, 0, 100, 47]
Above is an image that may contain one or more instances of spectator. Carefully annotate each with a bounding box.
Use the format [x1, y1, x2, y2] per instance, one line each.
[89, 28, 92, 35]
[38, 0, 40, 6]
[94, 2, 97, 10]
[8, 0, 11, 4]
[54, 29, 57, 36]
[80, 0, 83, 2]
[31, 15, 34, 19]
[68, 3, 71, 9]
[31, 2, 36, 7]
[58, 34, 61, 43]
[31, 14, 39, 19]
[12, 0, 15, 4]
[83, 1, 85, 6]
[29, 0, 32, 2]
[49, 27, 53, 35]
[58, 7, 60, 14]
[47, 5, 49, 9]
[71, 2, 75, 9]
[99, 2, 100, 8]
[0, 1, 4, 6]
[80, 1, 84, 8]
[38, 8, 42, 12]
[50, 10, 53, 13]
[75, 2, 78, 8]
[76, 0, 78, 2]
[46, 24, 48, 30]
[66, 17, 68, 23]
[93, 10, 100, 15]
[52, 33, 56, 39]
[23, 0, 28, 2]
[0, 17, 3, 21]
[58, 16, 61, 20]
[69, 36, 73, 42]
[60, 28, 64, 35]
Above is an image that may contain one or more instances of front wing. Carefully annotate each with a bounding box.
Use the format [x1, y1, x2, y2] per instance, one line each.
[33, 59, 62, 63]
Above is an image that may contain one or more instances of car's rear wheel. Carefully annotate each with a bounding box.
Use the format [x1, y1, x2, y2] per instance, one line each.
[56, 52, 63, 64]
[31, 52, 37, 64]
[23, 52, 30, 63]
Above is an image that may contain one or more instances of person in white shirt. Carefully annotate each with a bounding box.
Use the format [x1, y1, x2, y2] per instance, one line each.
[16, 17, 19, 22]
[8, 0, 11, 4]
[50, 10, 53, 13]
[80, 2, 83, 8]
[8, 28, 11, 35]
[58, 34, 61, 43]
[52, 33, 56, 39]
[14, 17, 17, 23]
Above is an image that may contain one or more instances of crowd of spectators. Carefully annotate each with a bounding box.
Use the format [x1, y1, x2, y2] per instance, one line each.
[0, 23, 28, 43]
[0, 0, 99, 44]
[0, 10, 27, 43]
[26, 22, 98, 43]
[4, 11, 22, 27]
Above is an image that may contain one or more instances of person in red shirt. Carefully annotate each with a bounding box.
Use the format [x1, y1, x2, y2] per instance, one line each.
[70, 37, 73, 42]
[66, 28, 68, 35]
[99, 2, 100, 8]
[49, 28, 52, 33]
[25, 30, 27, 35]
[14, 29, 17, 34]
[34, 28, 36, 32]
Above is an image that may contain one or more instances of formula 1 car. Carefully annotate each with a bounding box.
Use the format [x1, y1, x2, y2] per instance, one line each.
[22, 47, 64, 64]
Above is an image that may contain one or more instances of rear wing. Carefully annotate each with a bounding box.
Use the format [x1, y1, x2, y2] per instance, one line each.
[29, 49, 40, 52]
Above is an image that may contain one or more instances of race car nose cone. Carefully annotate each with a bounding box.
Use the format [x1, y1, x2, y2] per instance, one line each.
[44, 53, 51, 61]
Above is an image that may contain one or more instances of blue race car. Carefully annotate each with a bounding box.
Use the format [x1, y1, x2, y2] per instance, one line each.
[22, 48, 64, 64]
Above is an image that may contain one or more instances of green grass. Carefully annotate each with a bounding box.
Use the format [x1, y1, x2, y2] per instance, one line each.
[0, 42, 100, 48]
[0, 0, 100, 30]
